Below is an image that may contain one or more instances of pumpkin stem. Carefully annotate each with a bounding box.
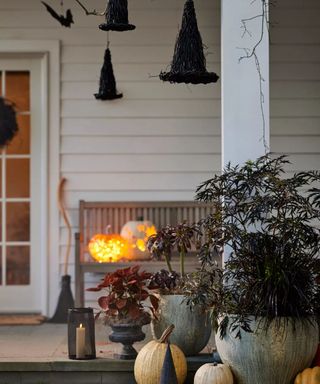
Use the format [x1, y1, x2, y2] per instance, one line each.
[159, 324, 175, 343]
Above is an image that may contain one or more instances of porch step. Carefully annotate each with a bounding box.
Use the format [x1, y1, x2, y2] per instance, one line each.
[0, 355, 212, 384]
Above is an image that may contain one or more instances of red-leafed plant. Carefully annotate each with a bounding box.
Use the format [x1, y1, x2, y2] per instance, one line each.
[87, 265, 159, 325]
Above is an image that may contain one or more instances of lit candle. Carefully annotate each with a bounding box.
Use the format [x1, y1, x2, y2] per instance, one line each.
[76, 323, 86, 359]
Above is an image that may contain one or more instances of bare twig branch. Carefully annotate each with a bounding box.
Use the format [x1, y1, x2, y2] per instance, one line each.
[238, 0, 270, 154]
[75, 0, 107, 16]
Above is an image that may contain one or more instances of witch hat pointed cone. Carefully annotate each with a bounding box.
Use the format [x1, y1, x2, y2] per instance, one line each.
[160, 0, 219, 84]
[160, 342, 178, 384]
[99, 0, 135, 32]
[95, 48, 123, 100]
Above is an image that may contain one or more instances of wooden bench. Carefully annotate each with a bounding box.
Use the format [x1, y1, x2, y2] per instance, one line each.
[75, 200, 213, 306]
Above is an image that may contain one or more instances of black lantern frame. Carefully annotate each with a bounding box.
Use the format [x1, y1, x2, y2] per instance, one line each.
[68, 308, 96, 360]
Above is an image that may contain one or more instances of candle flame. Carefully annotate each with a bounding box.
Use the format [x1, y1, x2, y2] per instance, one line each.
[80, 323, 83, 328]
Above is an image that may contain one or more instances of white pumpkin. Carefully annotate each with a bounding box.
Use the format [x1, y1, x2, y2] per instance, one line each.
[120, 218, 156, 260]
[194, 362, 234, 384]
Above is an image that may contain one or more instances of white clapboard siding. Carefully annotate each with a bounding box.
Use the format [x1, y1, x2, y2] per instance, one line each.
[61, 117, 221, 136]
[64, 172, 213, 191]
[271, 82, 320, 99]
[0, 27, 218, 46]
[271, 63, 320, 81]
[1, 0, 318, 300]
[270, 2, 320, 173]
[61, 154, 219, 173]
[271, 118, 320, 136]
[61, 45, 220, 64]
[62, 81, 221, 100]
[271, 45, 320, 62]
[61, 63, 221, 82]
[61, 136, 219, 154]
[271, 28, 320, 44]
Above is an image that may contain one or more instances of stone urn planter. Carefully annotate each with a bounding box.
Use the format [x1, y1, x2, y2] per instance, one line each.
[151, 294, 211, 356]
[109, 323, 146, 360]
[215, 316, 319, 384]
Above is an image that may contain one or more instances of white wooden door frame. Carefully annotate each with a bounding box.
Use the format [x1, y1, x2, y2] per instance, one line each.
[0, 58, 43, 312]
[0, 41, 60, 316]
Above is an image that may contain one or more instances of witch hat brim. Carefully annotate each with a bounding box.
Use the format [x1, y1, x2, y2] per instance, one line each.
[94, 92, 123, 100]
[99, 22, 135, 32]
[160, 70, 219, 85]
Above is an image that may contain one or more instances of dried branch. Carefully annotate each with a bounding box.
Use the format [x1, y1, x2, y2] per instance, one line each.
[75, 0, 106, 16]
[238, 0, 270, 154]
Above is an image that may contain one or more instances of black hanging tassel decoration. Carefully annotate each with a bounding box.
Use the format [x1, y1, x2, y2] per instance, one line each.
[95, 48, 123, 100]
[160, 0, 219, 84]
[0, 97, 18, 148]
[160, 342, 178, 384]
[99, 0, 135, 32]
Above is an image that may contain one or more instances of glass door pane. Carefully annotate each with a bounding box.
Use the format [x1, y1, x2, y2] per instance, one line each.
[0, 70, 31, 287]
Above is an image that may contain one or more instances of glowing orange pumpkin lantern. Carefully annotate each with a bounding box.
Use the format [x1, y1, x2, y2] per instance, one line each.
[120, 218, 157, 260]
[88, 233, 129, 263]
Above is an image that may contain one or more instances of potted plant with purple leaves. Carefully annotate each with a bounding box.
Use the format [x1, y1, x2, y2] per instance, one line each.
[88, 265, 159, 360]
[193, 155, 320, 384]
[147, 222, 219, 356]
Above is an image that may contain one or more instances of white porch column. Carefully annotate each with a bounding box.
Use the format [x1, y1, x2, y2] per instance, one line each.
[221, 0, 270, 167]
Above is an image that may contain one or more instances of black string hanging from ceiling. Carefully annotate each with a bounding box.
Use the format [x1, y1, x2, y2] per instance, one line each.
[0, 98, 18, 148]
[160, 0, 219, 85]
[95, 47, 123, 100]
[99, 0, 135, 32]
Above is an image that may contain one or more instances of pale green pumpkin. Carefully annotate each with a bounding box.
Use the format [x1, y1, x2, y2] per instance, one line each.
[194, 362, 234, 384]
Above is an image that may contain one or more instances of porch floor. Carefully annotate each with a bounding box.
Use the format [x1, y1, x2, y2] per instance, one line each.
[0, 322, 214, 384]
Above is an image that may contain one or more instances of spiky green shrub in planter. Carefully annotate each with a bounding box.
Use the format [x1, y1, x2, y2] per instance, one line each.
[194, 155, 320, 384]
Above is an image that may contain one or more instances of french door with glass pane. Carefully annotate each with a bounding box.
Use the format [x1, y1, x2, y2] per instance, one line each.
[0, 58, 43, 313]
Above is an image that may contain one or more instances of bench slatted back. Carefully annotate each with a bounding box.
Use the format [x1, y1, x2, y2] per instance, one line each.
[79, 201, 213, 262]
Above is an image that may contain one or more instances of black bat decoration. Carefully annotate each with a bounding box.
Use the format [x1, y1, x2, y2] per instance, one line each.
[41, 1, 74, 27]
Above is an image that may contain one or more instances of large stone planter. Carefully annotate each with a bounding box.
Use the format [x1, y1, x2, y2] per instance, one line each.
[215, 316, 319, 384]
[151, 294, 211, 356]
[109, 323, 146, 360]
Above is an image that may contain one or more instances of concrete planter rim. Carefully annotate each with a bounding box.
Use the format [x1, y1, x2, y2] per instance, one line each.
[217, 314, 319, 335]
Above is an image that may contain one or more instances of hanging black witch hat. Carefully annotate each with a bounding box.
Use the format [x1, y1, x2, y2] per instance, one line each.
[160, 0, 219, 85]
[0, 97, 18, 148]
[95, 47, 123, 100]
[99, 0, 135, 32]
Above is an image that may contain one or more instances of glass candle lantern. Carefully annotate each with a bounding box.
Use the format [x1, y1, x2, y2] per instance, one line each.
[68, 308, 96, 360]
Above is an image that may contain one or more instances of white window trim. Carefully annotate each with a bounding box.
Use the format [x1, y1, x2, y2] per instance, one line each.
[0, 40, 60, 316]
